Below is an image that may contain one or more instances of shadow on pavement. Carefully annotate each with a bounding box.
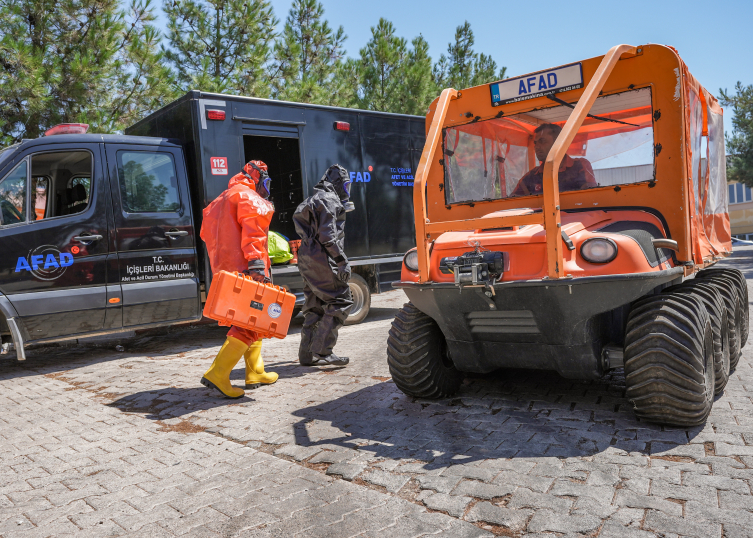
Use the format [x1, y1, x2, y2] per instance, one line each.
[287, 368, 703, 468]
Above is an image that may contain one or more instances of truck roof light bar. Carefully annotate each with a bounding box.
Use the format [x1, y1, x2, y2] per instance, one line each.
[206, 109, 226, 121]
[334, 121, 350, 131]
[44, 123, 89, 136]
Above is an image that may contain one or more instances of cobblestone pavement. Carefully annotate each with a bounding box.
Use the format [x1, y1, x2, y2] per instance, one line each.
[3, 248, 753, 537]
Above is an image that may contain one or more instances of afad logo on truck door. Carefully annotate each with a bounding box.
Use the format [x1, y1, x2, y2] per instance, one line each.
[15, 245, 74, 281]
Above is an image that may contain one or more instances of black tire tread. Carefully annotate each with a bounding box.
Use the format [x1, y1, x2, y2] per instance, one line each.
[694, 275, 742, 369]
[663, 281, 730, 394]
[624, 293, 714, 427]
[387, 303, 463, 398]
[697, 267, 748, 348]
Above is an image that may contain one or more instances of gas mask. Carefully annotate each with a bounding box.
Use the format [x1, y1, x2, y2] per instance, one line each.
[244, 161, 271, 199]
[325, 164, 355, 212]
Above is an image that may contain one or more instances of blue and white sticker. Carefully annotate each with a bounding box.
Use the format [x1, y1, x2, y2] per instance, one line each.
[267, 303, 282, 319]
[490, 63, 583, 106]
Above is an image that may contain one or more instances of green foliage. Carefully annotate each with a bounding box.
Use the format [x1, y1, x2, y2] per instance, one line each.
[356, 20, 435, 115]
[0, 0, 173, 143]
[433, 21, 506, 90]
[163, 0, 276, 96]
[720, 82, 753, 187]
[1, 2, 509, 141]
[268, 0, 346, 104]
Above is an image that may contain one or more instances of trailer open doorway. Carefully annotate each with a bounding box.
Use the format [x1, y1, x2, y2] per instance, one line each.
[243, 134, 304, 240]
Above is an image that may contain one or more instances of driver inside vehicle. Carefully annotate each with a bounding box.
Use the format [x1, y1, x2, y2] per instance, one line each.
[511, 123, 597, 196]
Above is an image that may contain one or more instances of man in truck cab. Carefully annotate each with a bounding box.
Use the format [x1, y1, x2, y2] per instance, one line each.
[200, 160, 279, 398]
[293, 164, 355, 367]
[511, 123, 597, 196]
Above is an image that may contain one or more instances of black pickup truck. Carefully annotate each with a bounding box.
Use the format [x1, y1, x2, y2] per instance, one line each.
[0, 91, 425, 360]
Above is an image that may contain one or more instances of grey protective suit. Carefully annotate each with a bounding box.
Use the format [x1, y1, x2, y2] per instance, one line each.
[292, 169, 353, 362]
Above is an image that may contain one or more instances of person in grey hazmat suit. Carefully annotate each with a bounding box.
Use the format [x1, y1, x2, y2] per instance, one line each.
[292, 164, 355, 366]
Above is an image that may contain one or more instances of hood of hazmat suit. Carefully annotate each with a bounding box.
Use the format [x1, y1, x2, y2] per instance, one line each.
[200, 161, 275, 276]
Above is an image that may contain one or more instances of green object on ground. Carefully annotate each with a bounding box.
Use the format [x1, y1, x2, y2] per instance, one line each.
[269, 231, 294, 264]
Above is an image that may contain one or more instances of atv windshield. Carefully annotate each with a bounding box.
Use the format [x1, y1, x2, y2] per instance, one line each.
[443, 87, 654, 204]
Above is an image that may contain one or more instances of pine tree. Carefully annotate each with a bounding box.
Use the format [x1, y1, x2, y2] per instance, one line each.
[433, 21, 506, 91]
[357, 19, 407, 112]
[163, 0, 277, 97]
[269, 0, 346, 104]
[356, 20, 435, 115]
[0, 0, 172, 143]
[400, 35, 436, 115]
[720, 82, 753, 187]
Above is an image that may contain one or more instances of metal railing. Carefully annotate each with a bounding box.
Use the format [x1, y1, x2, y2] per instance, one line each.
[413, 44, 637, 283]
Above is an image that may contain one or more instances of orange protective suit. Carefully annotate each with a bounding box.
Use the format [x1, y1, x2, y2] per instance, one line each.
[200, 161, 274, 344]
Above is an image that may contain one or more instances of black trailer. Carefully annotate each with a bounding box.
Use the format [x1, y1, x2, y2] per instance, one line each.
[127, 91, 425, 322]
[0, 93, 424, 359]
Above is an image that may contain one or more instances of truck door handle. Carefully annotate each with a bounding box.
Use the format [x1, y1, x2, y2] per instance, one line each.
[73, 234, 103, 243]
[165, 230, 189, 238]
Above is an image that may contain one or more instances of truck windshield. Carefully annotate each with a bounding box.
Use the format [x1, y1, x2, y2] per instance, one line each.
[443, 88, 654, 204]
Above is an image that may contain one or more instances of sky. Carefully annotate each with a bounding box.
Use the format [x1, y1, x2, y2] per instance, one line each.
[156, 0, 752, 134]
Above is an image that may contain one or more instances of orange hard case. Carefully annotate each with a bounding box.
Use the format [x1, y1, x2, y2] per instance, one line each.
[203, 271, 296, 339]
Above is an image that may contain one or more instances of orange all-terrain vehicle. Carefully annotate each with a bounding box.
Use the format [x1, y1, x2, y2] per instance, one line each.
[389, 44, 749, 427]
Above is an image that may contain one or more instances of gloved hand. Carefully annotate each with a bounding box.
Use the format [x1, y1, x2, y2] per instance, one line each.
[246, 269, 271, 284]
[336, 261, 351, 283]
[244, 259, 271, 284]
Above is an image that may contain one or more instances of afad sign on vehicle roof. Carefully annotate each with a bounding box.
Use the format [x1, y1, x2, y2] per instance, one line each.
[489, 63, 583, 106]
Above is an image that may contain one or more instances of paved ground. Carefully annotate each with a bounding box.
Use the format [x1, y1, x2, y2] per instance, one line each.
[3, 247, 753, 537]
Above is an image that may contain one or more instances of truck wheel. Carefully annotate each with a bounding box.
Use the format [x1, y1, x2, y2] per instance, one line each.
[695, 276, 743, 369]
[664, 282, 730, 394]
[697, 268, 748, 348]
[387, 302, 463, 398]
[624, 293, 715, 427]
[345, 274, 371, 325]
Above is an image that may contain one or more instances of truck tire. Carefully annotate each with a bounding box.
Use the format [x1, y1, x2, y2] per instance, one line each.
[387, 302, 463, 398]
[697, 267, 748, 348]
[664, 281, 730, 394]
[345, 274, 371, 325]
[695, 276, 743, 369]
[624, 293, 715, 427]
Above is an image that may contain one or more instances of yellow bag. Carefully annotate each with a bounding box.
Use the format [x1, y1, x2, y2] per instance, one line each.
[268, 231, 294, 265]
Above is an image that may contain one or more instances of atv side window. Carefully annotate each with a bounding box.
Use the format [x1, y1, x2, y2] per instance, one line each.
[0, 161, 28, 226]
[444, 88, 655, 204]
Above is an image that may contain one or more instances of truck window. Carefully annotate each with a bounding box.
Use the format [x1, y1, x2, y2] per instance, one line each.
[444, 87, 654, 204]
[0, 161, 27, 226]
[28, 151, 93, 220]
[117, 151, 181, 213]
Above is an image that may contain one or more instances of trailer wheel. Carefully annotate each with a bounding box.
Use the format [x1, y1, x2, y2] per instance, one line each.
[344, 274, 371, 325]
[664, 282, 730, 394]
[624, 293, 715, 427]
[694, 276, 743, 369]
[697, 268, 748, 348]
[387, 302, 463, 398]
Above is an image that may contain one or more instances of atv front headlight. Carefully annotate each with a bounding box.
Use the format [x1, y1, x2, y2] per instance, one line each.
[580, 237, 618, 264]
[403, 249, 419, 271]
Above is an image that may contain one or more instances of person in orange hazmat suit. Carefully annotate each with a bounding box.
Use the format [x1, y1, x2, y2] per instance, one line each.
[199, 161, 279, 398]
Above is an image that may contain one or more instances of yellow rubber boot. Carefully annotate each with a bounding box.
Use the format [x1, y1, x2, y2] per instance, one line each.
[244, 339, 279, 385]
[201, 337, 246, 398]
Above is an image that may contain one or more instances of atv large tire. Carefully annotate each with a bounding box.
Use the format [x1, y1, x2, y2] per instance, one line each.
[387, 303, 463, 398]
[695, 275, 743, 369]
[664, 281, 730, 394]
[624, 293, 715, 427]
[697, 267, 748, 348]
